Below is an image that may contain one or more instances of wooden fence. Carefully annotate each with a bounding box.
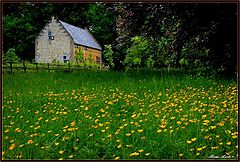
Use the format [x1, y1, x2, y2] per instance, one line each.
[2, 62, 108, 74]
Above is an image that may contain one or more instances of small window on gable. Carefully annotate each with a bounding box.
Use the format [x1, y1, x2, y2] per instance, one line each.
[48, 31, 54, 40]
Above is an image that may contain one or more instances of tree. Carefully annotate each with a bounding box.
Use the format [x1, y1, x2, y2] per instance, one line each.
[102, 45, 114, 68]
[114, 3, 237, 75]
[124, 36, 150, 68]
[85, 3, 117, 47]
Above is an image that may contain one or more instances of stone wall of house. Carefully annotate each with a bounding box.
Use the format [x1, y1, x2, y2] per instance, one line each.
[35, 17, 73, 63]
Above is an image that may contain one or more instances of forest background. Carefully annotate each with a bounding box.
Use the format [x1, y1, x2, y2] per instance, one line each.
[2, 2, 237, 77]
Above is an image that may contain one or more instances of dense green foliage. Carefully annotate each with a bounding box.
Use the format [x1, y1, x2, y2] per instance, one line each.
[3, 2, 237, 76]
[2, 70, 238, 160]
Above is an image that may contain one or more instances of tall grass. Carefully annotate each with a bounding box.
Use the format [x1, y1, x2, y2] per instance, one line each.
[2, 70, 238, 160]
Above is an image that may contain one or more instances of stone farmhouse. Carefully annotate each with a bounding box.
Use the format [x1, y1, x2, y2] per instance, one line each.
[35, 16, 102, 64]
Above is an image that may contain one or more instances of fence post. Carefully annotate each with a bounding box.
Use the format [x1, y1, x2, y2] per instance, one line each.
[35, 63, 38, 72]
[9, 62, 13, 74]
[47, 63, 50, 72]
[23, 62, 26, 73]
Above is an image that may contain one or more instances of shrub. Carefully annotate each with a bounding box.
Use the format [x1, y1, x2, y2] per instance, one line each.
[3, 48, 20, 63]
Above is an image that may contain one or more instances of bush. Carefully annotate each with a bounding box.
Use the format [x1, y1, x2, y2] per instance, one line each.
[3, 48, 20, 63]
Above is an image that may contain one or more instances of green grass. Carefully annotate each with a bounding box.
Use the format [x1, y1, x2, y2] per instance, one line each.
[2, 69, 238, 160]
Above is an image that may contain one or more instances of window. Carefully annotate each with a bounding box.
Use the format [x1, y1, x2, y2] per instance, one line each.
[48, 31, 54, 40]
[84, 47, 88, 50]
[63, 54, 69, 63]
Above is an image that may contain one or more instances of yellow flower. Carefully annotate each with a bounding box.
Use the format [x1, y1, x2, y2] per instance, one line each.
[227, 142, 231, 145]
[99, 123, 103, 127]
[117, 144, 122, 148]
[68, 155, 73, 158]
[15, 128, 21, 132]
[187, 140, 192, 144]
[177, 121, 181, 125]
[203, 120, 210, 123]
[107, 101, 113, 105]
[191, 138, 197, 142]
[130, 152, 139, 157]
[145, 153, 150, 156]
[131, 114, 136, 118]
[59, 150, 64, 154]
[27, 140, 34, 144]
[189, 119, 194, 123]
[130, 130, 135, 133]
[70, 121, 76, 127]
[5, 129, 10, 133]
[55, 142, 59, 146]
[157, 129, 162, 133]
[210, 126, 216, 129]
[196, 148, 203, 151]
[232, 135, 237, 139]
[138, 129, 143, 133]
[202, 115, 207, 119]
[55, 134, 59, 136]
[126, 133, 131, 136]
[59, 158, 63, 160]
[114, 157, 120, 160]
[138, 149, 144, 153]
[9, 144, 15, 150]
[160, 125, 166, 129]
[179, 154, 184, 157]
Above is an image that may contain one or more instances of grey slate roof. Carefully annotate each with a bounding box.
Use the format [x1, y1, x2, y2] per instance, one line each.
[59, 20, 102, 50]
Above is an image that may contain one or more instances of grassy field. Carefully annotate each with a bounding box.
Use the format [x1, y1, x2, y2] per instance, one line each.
[2, 69, 238, 160]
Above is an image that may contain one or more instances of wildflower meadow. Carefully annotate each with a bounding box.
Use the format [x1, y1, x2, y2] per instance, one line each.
[2, 70, 238, 160]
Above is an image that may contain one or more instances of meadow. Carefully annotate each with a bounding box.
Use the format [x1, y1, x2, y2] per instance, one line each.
[2, 69, 238, 160]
